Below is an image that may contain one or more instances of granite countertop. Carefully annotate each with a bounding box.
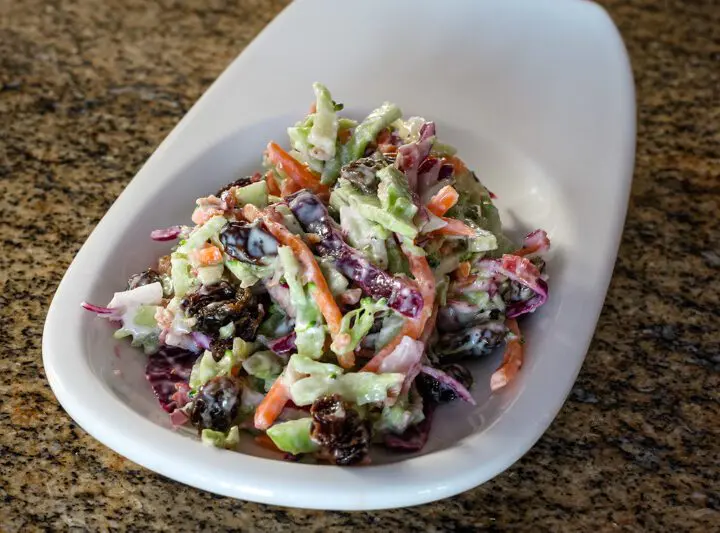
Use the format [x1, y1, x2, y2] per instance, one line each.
[1, 0, 718, 530]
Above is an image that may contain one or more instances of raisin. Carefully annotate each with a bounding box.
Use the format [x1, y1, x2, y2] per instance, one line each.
[338, 156, 389, 194]
[220, 222, 278, 264]
[190, 376, 243, 432]
[181, 281, 236, 316]
[310, 395, 370, 466]
[216, 176, 253, 197]
[209, 337, 233, 361]
[431, 325, 505, 361]
[127, 269, 160, 290]
[182, 283, 263, 340]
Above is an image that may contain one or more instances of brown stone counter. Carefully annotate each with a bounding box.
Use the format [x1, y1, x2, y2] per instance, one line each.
[0, 0, 718, 530]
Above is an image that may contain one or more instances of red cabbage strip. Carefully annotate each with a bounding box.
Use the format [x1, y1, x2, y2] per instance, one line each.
[396, 122, 435, 192]
[480, 255, 549, 317]
[145, 347, 200, 413]
[520, 229, 550, 255]
[266, 331, 297, 355]
[150, 226, 182, 241]
[287, 191, 423, 318]
[419, 365, 476, 405]
[81, 302, 115, 315]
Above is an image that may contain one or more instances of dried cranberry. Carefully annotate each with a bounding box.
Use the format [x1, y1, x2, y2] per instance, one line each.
[190, 376, 243, 432]
[127, 268, 160, 290]
[310, 395, 370, 466]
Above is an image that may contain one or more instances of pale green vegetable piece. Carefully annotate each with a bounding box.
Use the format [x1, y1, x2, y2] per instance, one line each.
[201, 426, 240, 449]
[266, 418, 319, 455]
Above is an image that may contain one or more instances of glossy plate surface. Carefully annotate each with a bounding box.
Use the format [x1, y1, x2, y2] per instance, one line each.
[43, 0, 635, 510]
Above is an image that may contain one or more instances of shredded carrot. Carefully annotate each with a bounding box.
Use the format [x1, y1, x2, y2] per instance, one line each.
[361, 326, 408, 372]
[254, 378, 290, 430]
[490, 319, 524, 391]
[280, 175, 301, 197]
[404, 251, 436, 338]
[376, 129, 391, 145]
[362, 248, 435, 372]
[514, 232, 551, 257]
[196, 245, 223, 266]
[432, 217, 476, 237]
[308, 102, 317, 114]
[255, 434, 282, 453]
[337, 128, 352, 144]
[265, 142, 328, 196]
[419, 302, 439, 345]
[454, 261, 471, 280]
[445, 155, 468, 175]
[265, 170, 281, 196]
[426, 185, 459, 217]
[244, 205, 349, 364]
[379, 144, 398, 154]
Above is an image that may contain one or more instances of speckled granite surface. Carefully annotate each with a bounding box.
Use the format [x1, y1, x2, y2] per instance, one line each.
[1, 0, 718, 530]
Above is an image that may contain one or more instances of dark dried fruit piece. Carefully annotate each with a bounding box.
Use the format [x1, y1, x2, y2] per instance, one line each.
[182, 282, 263, 340]
[127, 268, 161, 290]
[190, 376, 243, 432]
[181, 281, 236, 316]
[220, 221, 278, 264]
[416, 363, 474, 404]
[310, 395, 370, 466]
[216, 176, 254, 197]
[338, 156, 389, 193]
[209, 337, 233, 361]
[431, 325, 505, 361]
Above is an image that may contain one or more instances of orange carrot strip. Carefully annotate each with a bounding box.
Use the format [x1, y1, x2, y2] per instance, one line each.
[361, 326, 409, 372]
[454, 261, 471, 280]
[376, 129, 391, 145]
[419, 302, 439, 345]
[337, 128, 352, 144]
[426, 185, 459, 217]
[197, 245, 223, 266]
[362, 249, 435, 372]
[265, 142, 328, 195]
[379, 144, 398, 154]
[264, 213, 343, 336]
[490, 319, 524, 391]
[254, 378, 290, 430]
[514, 233, 551, 257]
[446, 155, 468, 175]
[433, 217, 476, 237]
[244, 205, 348, 362]
[280, 175, 301, 197]
[308, 102, 317, 114]
[265, 170, 281, 196]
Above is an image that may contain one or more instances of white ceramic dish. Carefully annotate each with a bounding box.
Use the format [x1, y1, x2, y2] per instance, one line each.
[43, 0, 634, 510]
